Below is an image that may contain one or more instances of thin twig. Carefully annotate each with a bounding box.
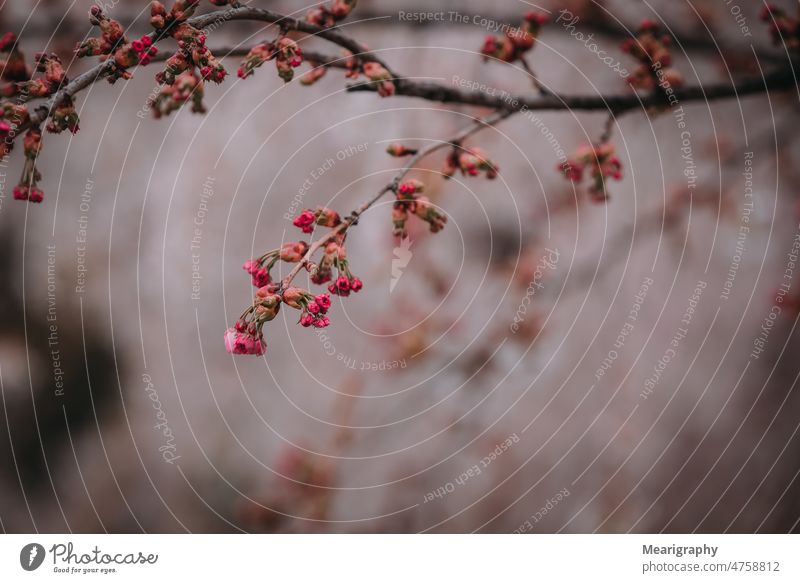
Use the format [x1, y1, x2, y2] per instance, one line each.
[278, 109, 513, 292]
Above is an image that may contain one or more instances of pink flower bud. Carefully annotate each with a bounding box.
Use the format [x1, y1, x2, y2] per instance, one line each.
[315, 294, 331, 311]
[335, 275, 350, 292]
[386, 143, 416, 157]
[312, 316, 330, 328]
[252, 268, 271, 288]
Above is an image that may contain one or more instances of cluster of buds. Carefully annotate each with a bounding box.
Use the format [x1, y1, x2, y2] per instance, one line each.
[13, 128, 44, 203]
[307, 240, 338, 285]
[760, 4, 800, 50]
[386, 143, 418, 157]
[243, 241, 310, 287]
[131, 35, 158, 66]
[306, 0, 357, 28]
[224, 319, 266, 355]
[298, 49, 361, 89]
[18, 52, 66, 98]
[147, 2, 226, 86]
[442, 147, 499, 179]
[299, 61, 328, 86]
[621, 19, 683, 92]
[238, 37, 303, 83]
[156, 23, 226, 85]
[225, 283, 284, 356]
[560, 142, 623, 202]
[481, 11, 548, 63]
[292, 206, 342, 234]
[284, 287, 332, 328]
[76, 6, 125, 59]
[392, 179, 446, 237]
[0, 102, 28, 158]
[327, 258, 362, 297]
[224, 285, 334, 355]
[361, 62, 395, 97]
[150, 70, 206, 118]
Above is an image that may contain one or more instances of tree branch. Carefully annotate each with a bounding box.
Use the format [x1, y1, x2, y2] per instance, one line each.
[348, 67, 798, 114]
[278, 109, 513, 292]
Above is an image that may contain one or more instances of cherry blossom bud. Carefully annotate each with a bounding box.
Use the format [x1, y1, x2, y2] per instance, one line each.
[386, 143, 417, 157]
[293, 209, 316, 233]
[282, 287, 307, 309]
[252, 268, 271, 288]
[397, 179, 424, 197]
[224, 327, 266, 355]
[392, 203, 408, 238]
[362, 62, 395, 97]
[315, 206, 341, 228]
[13, 185, 28, 200]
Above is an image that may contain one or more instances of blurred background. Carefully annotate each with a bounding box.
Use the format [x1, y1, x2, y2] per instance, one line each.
[0, 0, 799, 533]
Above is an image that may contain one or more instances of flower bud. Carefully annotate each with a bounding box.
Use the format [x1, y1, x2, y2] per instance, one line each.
[386, 143, 417, 157]
[280, 240, 309, 262]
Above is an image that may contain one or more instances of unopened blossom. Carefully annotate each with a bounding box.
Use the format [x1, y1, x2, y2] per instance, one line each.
[386, 143, 417, 157]
[760, 4, 800, 50]
[280, 287, 332, 327]
[293, 210, 316, 233]
[0, 33, 31, 86]
[444, 147, 499, 179]
[300, 62, 327, 86]
[150, 70, 206, 118]
[621, 19, 683, 92]
[224, 326, 266, 355]
[413, 197, 447, 233]
[238, 37, 302, 82]
[293, 207, 341, 233]
[280, 240, 309, 263]
[306, 0, 357, 28]
[397, 179, 425, 197]
[14, 128, 44, 204]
